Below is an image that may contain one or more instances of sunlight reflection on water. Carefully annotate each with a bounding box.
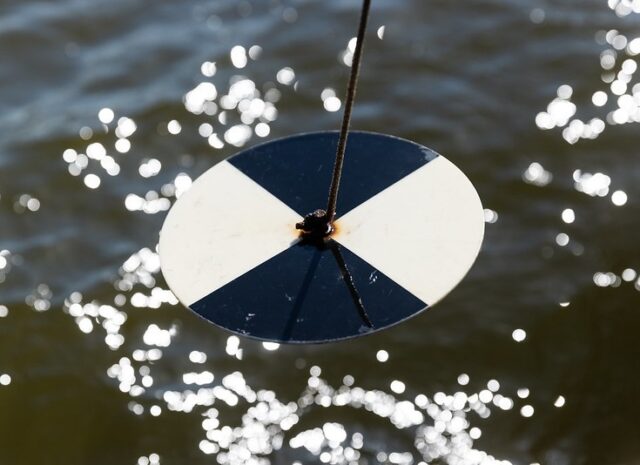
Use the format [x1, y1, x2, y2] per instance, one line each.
[1, 0, 639, 464]
[42, 37, 541, 465]
[536, 0, 640, 147]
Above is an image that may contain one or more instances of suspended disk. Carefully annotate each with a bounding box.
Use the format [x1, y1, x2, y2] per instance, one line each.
[159, 131, 484, 343]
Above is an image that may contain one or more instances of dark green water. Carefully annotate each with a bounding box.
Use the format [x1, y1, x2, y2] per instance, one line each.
[1, 0, 639, 464]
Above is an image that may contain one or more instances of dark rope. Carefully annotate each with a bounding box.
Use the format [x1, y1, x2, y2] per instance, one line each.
[296, 0, 372, 237]
[325, 0, 372, 221]
[328, 241, 373, 328]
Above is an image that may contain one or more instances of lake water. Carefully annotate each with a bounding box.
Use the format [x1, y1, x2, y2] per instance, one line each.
[1, 0, 639, 464]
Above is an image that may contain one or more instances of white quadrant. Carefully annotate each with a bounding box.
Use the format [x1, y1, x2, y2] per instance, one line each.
[334, 156, 484, 305]
[159, 160, 302, 305]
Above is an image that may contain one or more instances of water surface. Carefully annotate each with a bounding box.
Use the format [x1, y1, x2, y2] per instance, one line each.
[1, 1, 639, 464]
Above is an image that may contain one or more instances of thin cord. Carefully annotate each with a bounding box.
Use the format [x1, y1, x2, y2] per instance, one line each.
[329, 241, 373, 328]
[325, 0, 372, 221]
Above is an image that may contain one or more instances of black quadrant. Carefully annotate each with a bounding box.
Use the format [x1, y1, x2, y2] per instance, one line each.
[189, 240, 427, 343]
[228, 131, 438, 218]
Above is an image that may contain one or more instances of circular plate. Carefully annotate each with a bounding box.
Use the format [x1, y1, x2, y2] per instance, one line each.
[159, 131, 484, 343]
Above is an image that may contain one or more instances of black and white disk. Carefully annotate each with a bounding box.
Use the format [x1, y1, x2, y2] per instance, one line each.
[159, 131, 484, 343]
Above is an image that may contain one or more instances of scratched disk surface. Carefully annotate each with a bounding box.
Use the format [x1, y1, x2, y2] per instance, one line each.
[159, 131, 484, 343]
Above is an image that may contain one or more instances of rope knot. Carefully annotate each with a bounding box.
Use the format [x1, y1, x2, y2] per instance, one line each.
[295, 209, 333, 239]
